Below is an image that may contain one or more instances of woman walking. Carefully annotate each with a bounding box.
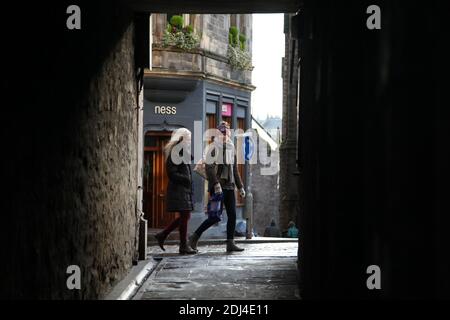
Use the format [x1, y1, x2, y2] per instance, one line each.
[190, 121, 246, 252]
[154, 128, 197, 254]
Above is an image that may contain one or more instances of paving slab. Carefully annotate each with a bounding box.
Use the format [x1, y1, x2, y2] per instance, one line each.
[133, 242, 300, 300]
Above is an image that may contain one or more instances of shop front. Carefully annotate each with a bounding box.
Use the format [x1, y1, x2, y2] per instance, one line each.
[143, 75, 251, 237]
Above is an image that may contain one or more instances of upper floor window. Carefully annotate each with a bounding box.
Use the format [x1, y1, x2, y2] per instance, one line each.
[230, 14, 247, 36]
[230, 14, 238, 29]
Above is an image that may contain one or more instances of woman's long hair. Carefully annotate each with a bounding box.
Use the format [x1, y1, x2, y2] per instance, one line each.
[164, 128, 191, 160]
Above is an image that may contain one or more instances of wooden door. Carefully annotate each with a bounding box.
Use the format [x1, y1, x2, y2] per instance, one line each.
[143, 133, 174, 228]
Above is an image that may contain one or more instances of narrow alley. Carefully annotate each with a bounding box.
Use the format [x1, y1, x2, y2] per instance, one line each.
[1, 0, 449, 302]
[133, 241, 299, 300]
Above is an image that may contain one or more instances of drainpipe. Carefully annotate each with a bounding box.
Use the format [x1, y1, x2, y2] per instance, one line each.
[245, 98, 253, 239]
[245, 171, 254, 239]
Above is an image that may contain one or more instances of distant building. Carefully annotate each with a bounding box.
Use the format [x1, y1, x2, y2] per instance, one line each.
[262, 115, 282, 144]
[250, 117, 280, 236]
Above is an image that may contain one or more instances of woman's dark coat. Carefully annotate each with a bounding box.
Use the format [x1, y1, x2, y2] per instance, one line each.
[165, 154, 193, 212]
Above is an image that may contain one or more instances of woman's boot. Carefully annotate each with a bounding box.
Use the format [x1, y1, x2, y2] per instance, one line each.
[226, 239, 244, 252]
[189, 232, 200, 251]
[154, 232, 166, 251]
[179, 241, 197, 255]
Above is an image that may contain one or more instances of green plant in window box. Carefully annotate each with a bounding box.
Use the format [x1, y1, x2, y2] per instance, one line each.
[239, 34, 246, 50]
[162, 15, 200, 51]
[229, 26, 239, 47]
[227, 27, 252, 71]
[184, 25, 194, 34]
[170, 15, 184, 29]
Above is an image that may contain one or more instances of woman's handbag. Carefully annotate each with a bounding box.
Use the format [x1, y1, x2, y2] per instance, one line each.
[193, 159, 207, 179]
[207, 192, 224, 220]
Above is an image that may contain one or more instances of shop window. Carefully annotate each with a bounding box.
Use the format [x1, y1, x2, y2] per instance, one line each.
[222, 117, 232, 126]
[222, 102, 233, 126]
[206, 113, 217, 142]
[206, 100, 217, 113]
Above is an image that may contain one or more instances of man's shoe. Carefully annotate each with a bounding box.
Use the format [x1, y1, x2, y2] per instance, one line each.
[226, 239, 244, 252]
[154, 232, 166, 251]
[189, 233, 200, 251]
[179, 242, 197, 255]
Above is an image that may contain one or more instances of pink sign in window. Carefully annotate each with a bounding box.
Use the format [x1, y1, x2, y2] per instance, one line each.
[222, 103, 232, 117]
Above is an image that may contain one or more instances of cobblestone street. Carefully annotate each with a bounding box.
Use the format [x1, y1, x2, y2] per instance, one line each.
[133, 242, 300, 300]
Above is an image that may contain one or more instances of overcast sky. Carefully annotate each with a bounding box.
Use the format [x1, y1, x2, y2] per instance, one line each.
[251, 14, 285, 121]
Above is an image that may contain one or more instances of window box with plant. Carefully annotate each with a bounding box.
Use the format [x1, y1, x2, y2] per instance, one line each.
[162, 15, 200, 51]
[227, 26, 253, 71]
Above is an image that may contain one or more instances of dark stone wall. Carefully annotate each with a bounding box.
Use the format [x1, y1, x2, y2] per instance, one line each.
[294, 0, 450, 299]
[0, 1, 140, 299]
[279, 13, 300, 232]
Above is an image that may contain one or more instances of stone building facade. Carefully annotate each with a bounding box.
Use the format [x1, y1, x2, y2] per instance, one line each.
[250, 119, 280, 236]
[279, 14, 300, 232]
[151, 14, 253, 84]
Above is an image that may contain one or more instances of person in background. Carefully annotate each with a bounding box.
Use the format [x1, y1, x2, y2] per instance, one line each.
[154, 128, 197, 255]
[264, 219, 281, 237]
[287, 221, 299, 238]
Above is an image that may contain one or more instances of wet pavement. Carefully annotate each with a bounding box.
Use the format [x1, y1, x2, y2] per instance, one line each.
[133, 242, 300, 300]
